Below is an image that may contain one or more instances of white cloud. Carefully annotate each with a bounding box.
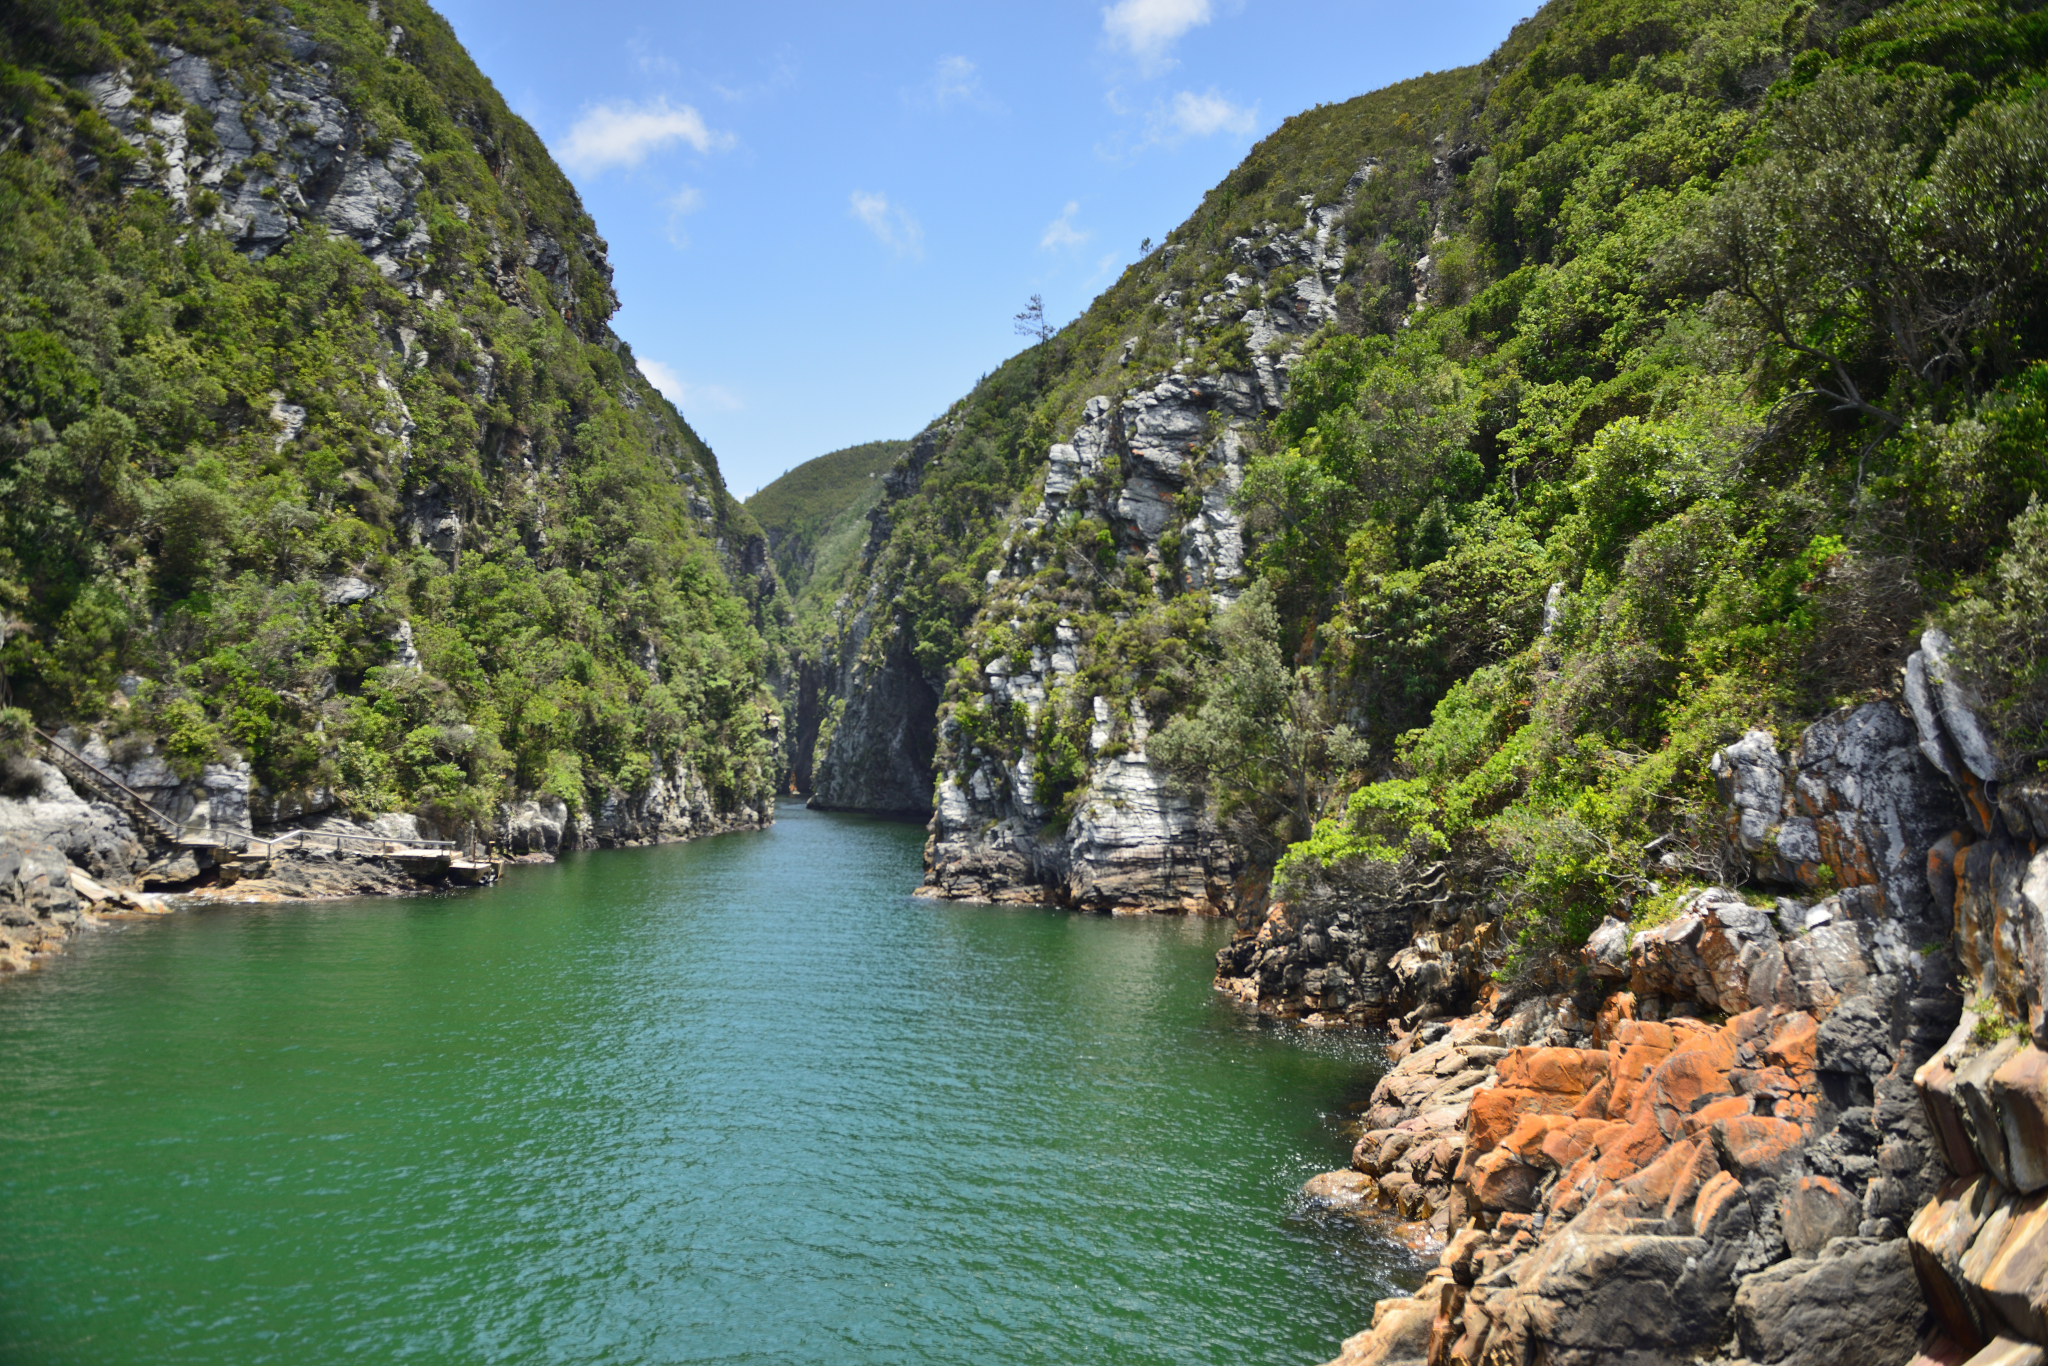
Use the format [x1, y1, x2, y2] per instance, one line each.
[933, 55, 981, 107]
[1040, 201, 1090, 250]
[559, 97, 732, 174]
[639, 359, 742, 412]
[628, 37, 680, 79]
[906, 55, 1000, 114]
[1160, 87, 1256, 140]
[664, 186, 703, 249]
[1103, 0, 1211, 73]
[850, 190, 925, 259]
[712, 53, 800, 103]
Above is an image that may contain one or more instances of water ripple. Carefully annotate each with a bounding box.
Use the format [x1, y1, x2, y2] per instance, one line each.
[0, 807, 1420, 1365]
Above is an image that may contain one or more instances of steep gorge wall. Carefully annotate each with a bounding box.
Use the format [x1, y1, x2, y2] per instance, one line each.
[807, 161, 1403, 907]
[0, 0, 777, 857]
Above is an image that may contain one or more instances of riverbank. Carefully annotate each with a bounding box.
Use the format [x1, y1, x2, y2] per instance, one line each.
[1277, 669, 2048, 1366]
[0, 748, 774, 976]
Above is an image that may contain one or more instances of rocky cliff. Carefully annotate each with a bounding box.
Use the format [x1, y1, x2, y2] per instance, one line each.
[0, 0, 777, 866]
[804, 141, 1439, 906]
[1286, 639, 2048, 1366]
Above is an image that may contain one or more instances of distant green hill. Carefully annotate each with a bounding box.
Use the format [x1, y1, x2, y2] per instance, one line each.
[746, 440, 905, 604]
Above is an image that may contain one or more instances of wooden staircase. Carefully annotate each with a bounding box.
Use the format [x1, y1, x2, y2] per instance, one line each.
[33, 729, 188, 843]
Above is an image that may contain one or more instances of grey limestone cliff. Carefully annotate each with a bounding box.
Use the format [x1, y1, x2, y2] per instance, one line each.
[809, 180, 1376, 910]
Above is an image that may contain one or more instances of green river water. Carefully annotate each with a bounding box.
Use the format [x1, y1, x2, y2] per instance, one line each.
[0, 806, 1420, 1365]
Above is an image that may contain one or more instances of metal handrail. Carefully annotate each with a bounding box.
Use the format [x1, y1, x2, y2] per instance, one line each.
[34, 728, 182, 837]
[244, 828, 458, 856]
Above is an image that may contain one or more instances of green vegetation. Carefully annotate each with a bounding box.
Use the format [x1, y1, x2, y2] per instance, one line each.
[745, 439, 905, 603]
[0, 0, 774, 828]
[1239, 0, 2048, 973]
[822, 0, 2047, 975]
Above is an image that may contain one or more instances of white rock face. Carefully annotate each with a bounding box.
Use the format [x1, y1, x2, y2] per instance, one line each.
[912, 168, 1388, 910]
[583, 763, 771, 848]
[84, 41, 432, 280]
[1236, 201, 1349, 410]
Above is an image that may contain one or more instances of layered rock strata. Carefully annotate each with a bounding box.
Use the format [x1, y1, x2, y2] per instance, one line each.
[916, 375, 1259, 911]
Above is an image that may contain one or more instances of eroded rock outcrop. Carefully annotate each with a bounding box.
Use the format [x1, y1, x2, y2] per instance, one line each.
[916, 373, 1263, 911]
[0, 836, 89, 973]
[1304, 678, 2048, 1366]
[812, 181, 1378, 910]
[1318, 891, 1956, 1366]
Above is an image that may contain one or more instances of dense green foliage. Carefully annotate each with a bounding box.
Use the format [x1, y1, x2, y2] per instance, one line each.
[825, 0, 2047, 967]
[744, 439, 904, 603]
[1239, 0, 2048, 971]
[0, 0, 774, 828]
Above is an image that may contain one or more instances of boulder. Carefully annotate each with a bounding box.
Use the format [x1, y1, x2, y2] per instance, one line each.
[1302, 1170, 1377, 1210]
[1486, 1232, 1737, 1365]
[1953, 1036, 2023, 1190]
[1782, 1175, 1863, 1256]
[1321, 1293, 1434, 1366]
[0, 835, 85, 971]
[1988, 1045, 2048, 1194]
[1585, 915, 1630, 978]
[1911, 1175, 2006, 1348]
[1735, 1237, 1927, 1366]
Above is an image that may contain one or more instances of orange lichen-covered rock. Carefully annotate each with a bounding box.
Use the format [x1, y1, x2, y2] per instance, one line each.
[1618, 1137, 1703, 1213]
[1539, 1118, 1608, 1174]
[1467, 1086, 1579, 1157]
[1633, 1042, 1739, 1140]
[1606, 1026, 1681, 1119]
[1499, 1113, 1579, 1167]
[1663, 1139, 1724, 1225]
[1711, 1115, 1805, 1179]
[1684, 1095, 1754, 1136]
[1595, 1116, 1667, 1182]
[1592, 990, 1637, 1045]
[1763, 1011, 1819, 1072]
[1692, 1170, 1751, 1240]
[1495, 1046, 1614, 1095]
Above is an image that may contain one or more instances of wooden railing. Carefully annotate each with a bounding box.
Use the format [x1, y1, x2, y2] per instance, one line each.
[34, 728, 183, 839]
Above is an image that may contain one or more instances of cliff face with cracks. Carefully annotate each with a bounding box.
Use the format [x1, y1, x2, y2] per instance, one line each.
[808, 165, 1391, 909]
[918, 371, 1264, 911]
[1294, 642, 2048, 1366]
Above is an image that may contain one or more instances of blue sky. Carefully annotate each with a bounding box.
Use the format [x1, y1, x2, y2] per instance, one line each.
[431, 0, 1537, 496]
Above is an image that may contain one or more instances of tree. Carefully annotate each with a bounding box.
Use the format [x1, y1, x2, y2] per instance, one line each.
[1013, 294, 1053, 343]
[1686, 73, 2048, 425]
[1148, 581, 1366, 856]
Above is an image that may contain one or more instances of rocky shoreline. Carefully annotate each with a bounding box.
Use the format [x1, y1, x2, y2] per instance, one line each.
[1263, 635, 2048, 1366]
[1, 738, 773, 976]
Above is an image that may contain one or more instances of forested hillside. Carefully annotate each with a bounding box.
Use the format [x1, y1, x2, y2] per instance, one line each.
[746, 438, 904, 607]
[0, 0, 777, 842]
[800, 0, 2048, 938]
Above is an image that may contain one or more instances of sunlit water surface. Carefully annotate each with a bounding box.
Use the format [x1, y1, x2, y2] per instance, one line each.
[0, 806, 1418, 1365]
